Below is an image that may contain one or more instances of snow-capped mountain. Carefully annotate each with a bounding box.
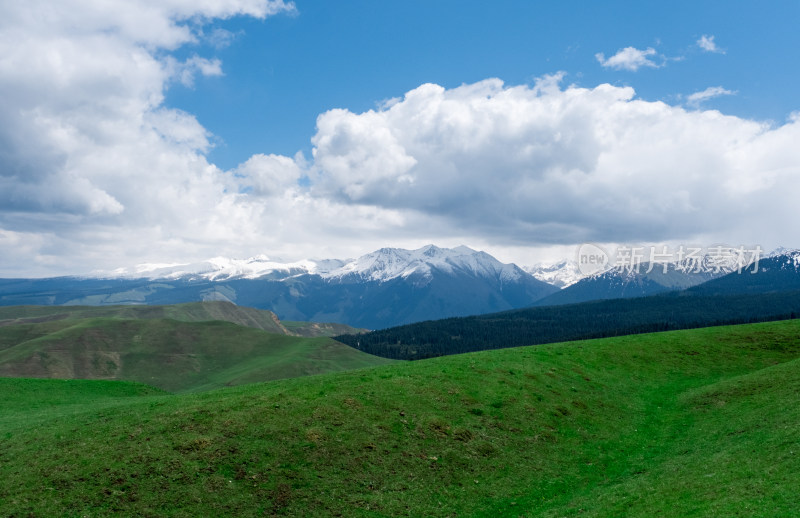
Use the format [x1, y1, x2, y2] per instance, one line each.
[107, 255, 331, 281]
[533, 248, 757, 306]
[325, 245, 525, 283]
[524, 260, 584, 289]
[8, 244, 798, 329]
[106, 245, 528, 285]
[772, 249, 800, 269]
[687, 248, 800, 296]
[767, 247, 800, 260]
[10, 245, 557, 330]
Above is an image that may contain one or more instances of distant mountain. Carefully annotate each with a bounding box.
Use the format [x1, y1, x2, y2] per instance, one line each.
[111, 245, 531, 285]
[687, 249, 800, 296]
[533, 250, 749, 306]
[324, 245, 528, 284]
[524, 259, 584, 288]
[0, 245, 558, 330]
[109, 255, 331, 281]
[7, 245, 794, 329]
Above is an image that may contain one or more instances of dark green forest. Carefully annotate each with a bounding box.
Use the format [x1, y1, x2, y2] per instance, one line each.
[336, 290, 800, 359]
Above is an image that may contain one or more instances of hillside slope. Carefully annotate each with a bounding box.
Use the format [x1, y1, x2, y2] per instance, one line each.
[0, 314, 390, 393]
[0, 301, 362, 337]
[1, 320, 799, 516]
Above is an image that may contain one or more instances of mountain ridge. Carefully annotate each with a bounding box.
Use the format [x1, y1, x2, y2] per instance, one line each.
[0, 246, 558, 329]
[3, 245, 797, 329]
[100, 244, 528, 285]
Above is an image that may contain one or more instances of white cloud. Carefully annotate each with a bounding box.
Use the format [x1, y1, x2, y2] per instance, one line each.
[206, 28, 240, 49]
[595, 47, 661, 71]
[309, 77, 800, 250]
[697, 35, 725, 54]
[686, 86, 736, 107]
[0, 0, 298, 275]
[0, 1, 798, 277]
[172, 56, 224, 87]
[234, 154, 304, 196]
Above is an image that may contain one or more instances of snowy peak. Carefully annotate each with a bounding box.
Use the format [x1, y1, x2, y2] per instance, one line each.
[101, 245, 527, 284]
[324, 247, 422, 282]
[525, 260, 583, 288]
[768, 247, 794, 258]
[321, 245, 524, 283]
[106, 255, 325, 281]
[761, 248, 800, 271]
[768, 247, 800, 259]
[527, 247, 773, 291]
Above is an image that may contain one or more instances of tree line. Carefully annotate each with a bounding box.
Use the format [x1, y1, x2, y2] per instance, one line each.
[335, 290, 800, 360]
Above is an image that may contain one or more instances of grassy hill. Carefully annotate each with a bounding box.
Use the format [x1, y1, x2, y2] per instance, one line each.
[1, 320, 799, 516]
[0, 302, 386, 393]
[0, 300, 364, 337]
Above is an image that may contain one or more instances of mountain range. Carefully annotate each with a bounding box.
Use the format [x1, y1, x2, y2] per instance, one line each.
[0, 245, 558, 329]
[523, 246, 800, 305]
[1, 245, 796, 330]
[531, 250, 750, 306]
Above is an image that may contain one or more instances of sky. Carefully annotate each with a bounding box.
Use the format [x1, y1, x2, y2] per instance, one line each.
[1, 0, 799, 277]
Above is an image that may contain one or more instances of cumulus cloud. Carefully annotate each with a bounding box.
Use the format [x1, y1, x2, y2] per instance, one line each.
[309, 76, 800, 248]
[697, 35, 725, 54]
[595, 46, 661, 71]
[0, 0, 298, 275]
[686, 86, 736, 107]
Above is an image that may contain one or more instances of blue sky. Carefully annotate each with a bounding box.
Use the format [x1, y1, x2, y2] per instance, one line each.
[169, 1, 798, 170]
[1, 0, 799, 276]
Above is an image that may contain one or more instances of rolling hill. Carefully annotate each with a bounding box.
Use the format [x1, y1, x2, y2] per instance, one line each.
[1, 320, 799, 516]
[0, 302, 388, 392]
[0, 301, 291, 333]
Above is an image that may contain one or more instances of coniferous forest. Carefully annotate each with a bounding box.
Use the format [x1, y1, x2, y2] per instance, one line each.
[336, 290, 800, 359]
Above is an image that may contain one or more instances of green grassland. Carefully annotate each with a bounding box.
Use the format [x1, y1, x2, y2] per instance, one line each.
[0, 302, 387, 393]
[1, 320, 799, 516]
[0, 378, 166, 432]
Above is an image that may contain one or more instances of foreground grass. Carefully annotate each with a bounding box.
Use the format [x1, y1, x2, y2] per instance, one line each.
[1, 320, 799, 516]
